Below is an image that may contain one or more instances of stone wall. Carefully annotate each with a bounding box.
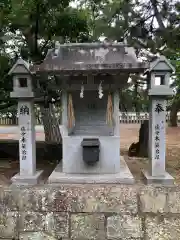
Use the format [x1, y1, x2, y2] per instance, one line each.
[0, 184, 180, 240]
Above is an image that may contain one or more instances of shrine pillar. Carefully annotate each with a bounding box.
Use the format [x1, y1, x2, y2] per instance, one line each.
[142, 56, 175, 184]
[9, 58, 43, 185]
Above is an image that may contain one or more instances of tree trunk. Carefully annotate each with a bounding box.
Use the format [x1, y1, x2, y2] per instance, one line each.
[138, 120, 149, 157]
[169, 100, 179, 127]
[128, 120, 149, 157]
[40, 104, 62, 143]
[170, 107, 178, 127]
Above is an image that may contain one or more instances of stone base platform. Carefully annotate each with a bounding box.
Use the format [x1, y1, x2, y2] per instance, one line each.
[11, 170, 43, 186]
[142, 170, 174, 185]
[48, 156, 134, 184]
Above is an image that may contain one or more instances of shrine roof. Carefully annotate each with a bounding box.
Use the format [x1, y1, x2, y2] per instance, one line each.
[31, 42, 149, 74]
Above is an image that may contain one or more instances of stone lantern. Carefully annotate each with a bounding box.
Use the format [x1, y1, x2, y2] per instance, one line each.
[142, 55, 175, 184]
[9, 58, 43, 185]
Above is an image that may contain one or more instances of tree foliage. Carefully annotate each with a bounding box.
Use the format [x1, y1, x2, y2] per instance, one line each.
[0, 0, 89, 108]
[0, 0, 180, 125]
[80, 0, 180, 118]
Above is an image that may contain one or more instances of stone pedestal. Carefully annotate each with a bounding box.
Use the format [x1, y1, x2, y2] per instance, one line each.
[11, 171, 43, 185]
[51, 88, 135, 184]
[62, 136, 121, 174]
[48, 156, 134, 184]
[142, 170, 174, 185]
[11, 100, 43, 185]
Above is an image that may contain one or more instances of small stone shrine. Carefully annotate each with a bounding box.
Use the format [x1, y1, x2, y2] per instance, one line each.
[8, 41, 175, 185]
[32, 42, 148, 184]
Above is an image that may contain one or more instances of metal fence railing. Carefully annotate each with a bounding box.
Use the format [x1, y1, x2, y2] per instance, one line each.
[0, 117, 42, 125]
[0, 112, 179, 125]
[119, 112, 180, 124]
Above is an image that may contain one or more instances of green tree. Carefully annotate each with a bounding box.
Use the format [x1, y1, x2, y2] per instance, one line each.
[169, 49, 180, 126]
[81, 0, 180, 119]
[0, 0, 89, 142]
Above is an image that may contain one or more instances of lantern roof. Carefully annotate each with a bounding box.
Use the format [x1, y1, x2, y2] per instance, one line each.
[9, 58, 31, 75]
[146, 55, 175, 73]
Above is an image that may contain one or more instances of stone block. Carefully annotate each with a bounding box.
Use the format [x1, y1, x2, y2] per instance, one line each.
[0, 211, 18, 239]
[18, 187, 69, 212]
[71, 214, 105, 240]
[19, 211, 46, 232]
[19, 232, 69, 240]
[145, 216, 180, 240]
[167, 187, 180, 213]
[64, 185, 138, 214]
[19, 232, 57, 240]
[18, 188, 48, 211]
[19, 211, 69, 239]
[46, 188, 73, 212]
[139, 186, 168, 213]
[18, 185, 138, 214]
[0, 188, 18, 211]
[45, 212, 69, 239]
[107, 215, 143, 239]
